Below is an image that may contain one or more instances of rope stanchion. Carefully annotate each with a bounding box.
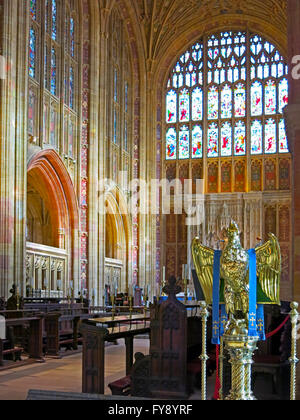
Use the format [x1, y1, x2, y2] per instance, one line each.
[213, 315, 290, 400]
[266, 316, 290, 339]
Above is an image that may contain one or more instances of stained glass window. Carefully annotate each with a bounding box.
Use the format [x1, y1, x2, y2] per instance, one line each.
[179, 89, 190, 122]
[52, 0, 57, 41]
[192, 125, 203, 158]
[221, 122, 232, 157]
[166, 128, 177, 160]
[265, 119, 277, 154]
[29, 27, 37, 79]
[251, 120, 263, 155]
[208, 123, 219, 158]
[69, 66, 74, 109]
[192, 88, 203, 121]
[234, 83, 246, 117]
[179, 126, 190, 159]
[251, 81, 263, 116]
[28, 0, 79, 157]
[279, 119, 289, 153]
[234, 121, 246, 156]
[50, 47, 57, 95]
[166, 90, 177, 123]
[70, 17, 75, 58]
[30, 0, 37, 20]
[279, 78, 289, 113]
[265, 80, 277, 115]
[165, 30, 289, 164]
[221, 84, 232, 119]
[208, 85, 219, 120]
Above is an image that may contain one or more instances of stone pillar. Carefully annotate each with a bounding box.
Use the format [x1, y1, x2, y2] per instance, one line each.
[285, 0, 300, 399]
[286, 0, 300, 302]
[0, 0, 27, 298]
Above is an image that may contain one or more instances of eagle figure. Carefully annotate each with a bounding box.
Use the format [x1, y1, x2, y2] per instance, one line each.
[192, 221, 281, 329]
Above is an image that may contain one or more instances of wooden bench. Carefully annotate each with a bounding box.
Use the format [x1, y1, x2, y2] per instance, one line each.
[45, 313, 81, 357]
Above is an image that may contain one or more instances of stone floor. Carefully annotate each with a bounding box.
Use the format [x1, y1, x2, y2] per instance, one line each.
[0, 338, 217, 401]
[0, 339, 150, 400]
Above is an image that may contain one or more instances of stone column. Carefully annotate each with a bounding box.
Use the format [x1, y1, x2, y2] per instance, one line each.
[286, 0, 300, 302]
[285, 0, 300, 399]
[0, 0, 27, 298]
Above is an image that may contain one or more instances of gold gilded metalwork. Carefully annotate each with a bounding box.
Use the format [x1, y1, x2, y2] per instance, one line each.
[192, 220, 282, 400]
[290, 302, 299, 401]
[192, 221, 281, 323]
[199, 301, 209, 401]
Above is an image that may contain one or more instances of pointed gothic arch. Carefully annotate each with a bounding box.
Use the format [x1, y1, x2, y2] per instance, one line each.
[26, 149, 80, 294]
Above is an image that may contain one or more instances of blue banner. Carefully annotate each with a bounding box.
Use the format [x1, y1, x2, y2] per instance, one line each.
[220, 304, 228, 337]
[256, 304, 266, 341]
[212, 250, 222, 345]
[248, 249, 258, 338]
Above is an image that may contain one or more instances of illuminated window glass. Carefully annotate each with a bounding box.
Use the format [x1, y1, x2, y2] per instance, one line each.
[208, 123, 219, 158]
[192, 125, 203, 158]
[251, 120, 263, 155]
[265, 119, 277, 154]
[166, 127, 177, 160]
[234, 121, 246, 156]
[165, 31, 289, 161]
[221, 122, 232, 157]
[179, 126, 190, 159]
[166, 90, 177, 123]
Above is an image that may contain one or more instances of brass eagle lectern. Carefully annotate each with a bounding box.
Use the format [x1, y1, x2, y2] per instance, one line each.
[192, 221, 283, 400]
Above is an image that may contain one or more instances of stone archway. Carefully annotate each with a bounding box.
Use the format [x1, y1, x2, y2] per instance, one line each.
[104, 187, 132, 295]
[26, 149, 80, 296]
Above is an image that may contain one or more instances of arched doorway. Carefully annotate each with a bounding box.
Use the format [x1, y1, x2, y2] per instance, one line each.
[104, 187, 132, 295]
[26, 149, 79, 297]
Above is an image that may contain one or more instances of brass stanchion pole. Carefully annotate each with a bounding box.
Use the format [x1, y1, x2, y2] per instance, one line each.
[199, 301, 209, 401]
[290, 302, 299, 401]
[219, 337, 224, 400]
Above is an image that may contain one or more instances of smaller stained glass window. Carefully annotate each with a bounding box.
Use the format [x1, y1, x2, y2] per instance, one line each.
[265, 119, 277, 154]
[192, 125, 203, 158]
[221, 122, 232, 157]
[179, 89, 190, 122]
[221, 84, 232, 119]
[29, 27, 36, 79]
[251, 120, 263, 155]
[52, 0, 57, 41]
[234, 121, 246, 156]
[208, 123, 219, 158]
[251, 81, 263, 116]
[265, 79, 277, 115]
[279, 119, 289, 153]
[208, 85, 219, 120]
[279, 78, 288, 113]
[51, 47, 57, 95]
[30, 0, 37, 20]
[166, 127, 177, 160]
[234, 83, 246, 117]
[70, 17, 75, 58]
[166, 90, 177, 123]
[179, 126, 190, 159]
[192, 87, 203, 121]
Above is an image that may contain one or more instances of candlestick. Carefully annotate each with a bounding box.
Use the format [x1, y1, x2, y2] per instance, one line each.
[111, 295, 115, 321]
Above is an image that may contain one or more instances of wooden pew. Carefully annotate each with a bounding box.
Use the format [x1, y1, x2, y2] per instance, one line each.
[129, 277, 214, 399]
[81, 318, 150, 395]
[45, 312, 82, 357]
[0, 315, 44, 366]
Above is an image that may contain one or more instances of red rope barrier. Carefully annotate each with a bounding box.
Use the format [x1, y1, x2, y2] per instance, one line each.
[213, 315, 290, 400]
[266, 315, 290, 339]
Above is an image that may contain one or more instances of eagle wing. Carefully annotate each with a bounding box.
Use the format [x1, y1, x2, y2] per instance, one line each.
[191, 237, 215, 304]
[255, 233, 281, 305]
